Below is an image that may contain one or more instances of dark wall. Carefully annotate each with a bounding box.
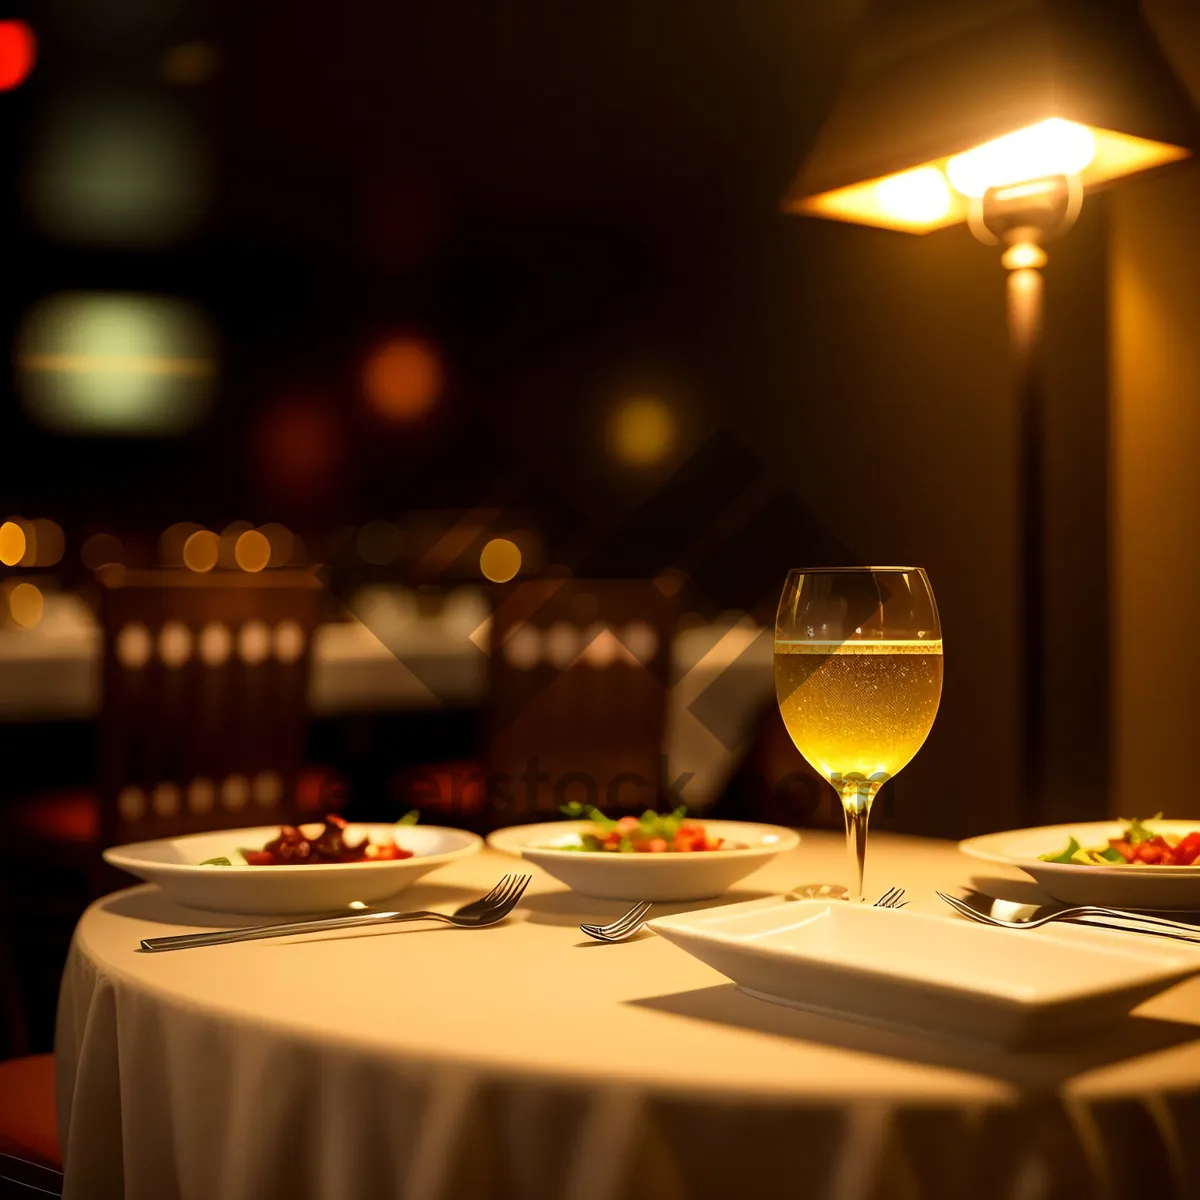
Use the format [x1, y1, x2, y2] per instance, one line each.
[2, 0, 1123, 836]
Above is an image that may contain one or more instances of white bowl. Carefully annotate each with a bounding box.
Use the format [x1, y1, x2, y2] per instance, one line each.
[103, 824, 483, 915]
[959, 821, 1200, 910]
[486, 820, 799, 901]
[649, 898, 1200, 1047]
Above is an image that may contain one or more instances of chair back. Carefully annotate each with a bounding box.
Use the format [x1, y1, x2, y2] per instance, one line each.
[481, 578, 677, 826]
[96, 568, 322, 846]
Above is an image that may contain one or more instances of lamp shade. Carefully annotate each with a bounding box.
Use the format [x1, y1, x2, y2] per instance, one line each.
[784, 0, 1200, 232]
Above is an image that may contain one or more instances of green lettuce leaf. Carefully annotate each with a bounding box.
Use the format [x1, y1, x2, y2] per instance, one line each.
[1038, 837, 1081, 863]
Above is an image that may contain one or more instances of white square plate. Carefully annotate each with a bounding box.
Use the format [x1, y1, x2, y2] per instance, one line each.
[648, 899, 1200, 1047]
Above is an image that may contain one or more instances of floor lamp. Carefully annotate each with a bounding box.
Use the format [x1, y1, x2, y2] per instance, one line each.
[783, 0, 1199, 825]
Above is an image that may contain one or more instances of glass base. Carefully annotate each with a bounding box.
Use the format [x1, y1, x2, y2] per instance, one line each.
[786, 882, 850, 902]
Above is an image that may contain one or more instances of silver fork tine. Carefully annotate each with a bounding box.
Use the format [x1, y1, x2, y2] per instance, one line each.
[580, 900, 653, 941]
[491, 874, 531, 916]
[454, 874, 515, 917]
[608, 901, 652, 936]
[594, 902, 648, 934]
[483, 874, 513, 902]
[937, 891, 981, 921]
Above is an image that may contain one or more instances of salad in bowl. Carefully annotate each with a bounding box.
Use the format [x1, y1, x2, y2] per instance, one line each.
[487, 805, 798, 901]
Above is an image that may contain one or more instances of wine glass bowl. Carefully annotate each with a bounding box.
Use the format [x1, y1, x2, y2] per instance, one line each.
[774, 567, 943, 901]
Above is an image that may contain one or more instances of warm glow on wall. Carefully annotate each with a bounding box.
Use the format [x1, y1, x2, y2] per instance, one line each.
[480, 538, 522, 583]
[791, 120, 1189, 233]
[363, 338, 442, 421]
[610, 396, 675, 465]
[161, 42, 221, 87]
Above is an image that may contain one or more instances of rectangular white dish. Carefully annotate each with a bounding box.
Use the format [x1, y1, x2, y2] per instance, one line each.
[648, 898, 1200, 1047]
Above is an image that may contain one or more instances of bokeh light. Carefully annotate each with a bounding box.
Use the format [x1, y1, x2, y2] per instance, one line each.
[161, 42, 221, 86]
[182, 529, 219, 573]
[24, 95, 209, 246]
[80, 533, 124, 570]
[0, 21, 36, 91]
[159, 521, 203, 565]
[218, 521, 253, 568]
[363, 337, 442, 421]
[17, 293, 216, 435]
[0, 521, 27, 567]
[24, 519, 65, 568]
[259, 523, 295, 567]
[610, 396, 675, 465]
[356, 520, 403, 565]
[479, 538, 522, 583]
[12, 521, 35, 567]
[7, 582, 43, 629]
[234, 530, 271, 573]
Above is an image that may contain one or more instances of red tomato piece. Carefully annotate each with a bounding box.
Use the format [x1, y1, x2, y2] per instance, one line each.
[1134, 842, 1167, 864]
[243, 850, 274, 866]
[1108, 839, 1135, 863]
[1170, 831, 1200, 866]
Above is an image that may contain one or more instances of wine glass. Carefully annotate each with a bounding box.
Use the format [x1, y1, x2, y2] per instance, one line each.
[774, 567, 943, 901]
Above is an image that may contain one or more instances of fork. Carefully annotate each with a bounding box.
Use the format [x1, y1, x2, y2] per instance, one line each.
[872, 886, 908, 910]
[140, 874, 533, 952]
[579, 901, 654, 943]
[936, 891, 1200, 944]
[579, 886, 908, 944]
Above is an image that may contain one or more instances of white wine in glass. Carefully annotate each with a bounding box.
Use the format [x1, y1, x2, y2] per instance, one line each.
[774, 568, 942, 901]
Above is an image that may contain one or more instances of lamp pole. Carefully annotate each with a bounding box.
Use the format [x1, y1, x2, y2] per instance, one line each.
[974, 176, 1078, 825]
[1007, 250, 1047, 827]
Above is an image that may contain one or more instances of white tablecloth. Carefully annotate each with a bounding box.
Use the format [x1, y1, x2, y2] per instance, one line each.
[55, 833, 1200, 1200]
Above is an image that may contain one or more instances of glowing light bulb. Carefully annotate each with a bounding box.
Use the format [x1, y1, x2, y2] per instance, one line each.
[874, 167, 952, 224]
[946, 119, 1096, 198]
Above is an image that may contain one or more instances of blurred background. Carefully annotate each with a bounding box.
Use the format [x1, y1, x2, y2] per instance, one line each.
[1, 0, 1198, 1051]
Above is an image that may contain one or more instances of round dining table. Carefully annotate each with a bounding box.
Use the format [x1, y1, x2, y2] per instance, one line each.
[55, 830, 1200, 1200]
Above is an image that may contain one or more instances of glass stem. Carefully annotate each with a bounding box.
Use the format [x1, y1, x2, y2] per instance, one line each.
[839, 779, 882, 902]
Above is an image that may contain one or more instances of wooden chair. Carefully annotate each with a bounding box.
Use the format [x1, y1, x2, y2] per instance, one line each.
[10, 568, 330, 868]
[393, 579, 677, 831]
[0, 570, 335, 1182]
